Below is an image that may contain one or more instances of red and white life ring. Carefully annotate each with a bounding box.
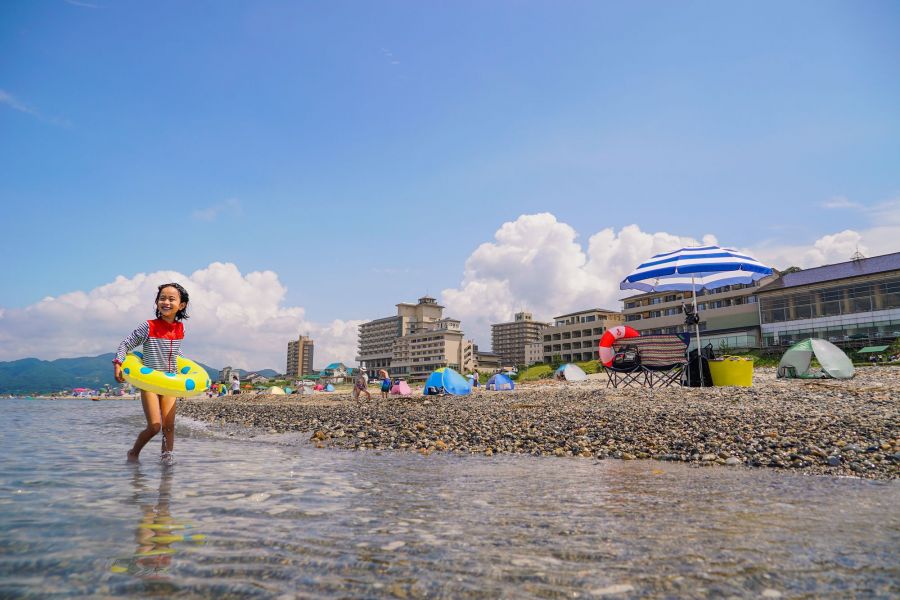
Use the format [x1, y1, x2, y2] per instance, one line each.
[598, 325, 641, 366]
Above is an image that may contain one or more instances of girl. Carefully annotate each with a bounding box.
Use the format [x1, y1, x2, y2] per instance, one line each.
[114, 283, 190, 465]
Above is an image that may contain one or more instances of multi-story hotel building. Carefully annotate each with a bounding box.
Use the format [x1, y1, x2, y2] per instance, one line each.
[541, 308, 625, 363]
[390, 318, 474, 380]
[620, 274, 777, 352]
[357, 296, 476, 380]
[285, 334, 315, 377]
[491, 311, 549, 368]
[756, 252, 900, 349]
[356, 296, 444, 373]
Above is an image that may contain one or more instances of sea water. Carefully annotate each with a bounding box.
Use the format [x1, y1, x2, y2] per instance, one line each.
[0, 398, 897, 599]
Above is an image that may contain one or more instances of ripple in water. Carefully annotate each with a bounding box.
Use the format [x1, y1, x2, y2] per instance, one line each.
[0, 398, 897, 598]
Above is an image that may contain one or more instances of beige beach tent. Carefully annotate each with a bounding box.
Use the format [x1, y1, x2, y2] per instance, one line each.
[265, 386, 286, 395]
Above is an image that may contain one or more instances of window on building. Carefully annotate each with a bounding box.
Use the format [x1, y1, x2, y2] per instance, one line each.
[883, 279, 900, 309]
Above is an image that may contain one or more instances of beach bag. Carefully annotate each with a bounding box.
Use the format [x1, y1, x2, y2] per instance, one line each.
[612, 345, 641, 370]
[685, 344, 715, 387]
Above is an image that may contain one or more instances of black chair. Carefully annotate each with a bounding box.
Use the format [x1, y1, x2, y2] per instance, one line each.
[603, 335, 689, 389]
[604, 364, 645, 388]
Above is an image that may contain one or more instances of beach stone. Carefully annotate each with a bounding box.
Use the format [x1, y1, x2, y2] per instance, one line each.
[725, 457, 742, 466]
[827, 456, 841, 467]
[701, 454, 717, 462]
[590, 583, 635, 596]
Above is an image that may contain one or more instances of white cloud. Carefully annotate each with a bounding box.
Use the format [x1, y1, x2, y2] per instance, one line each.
[0, 89, 70, 126]
[0, 90, 39, 117]
[0, 263, 363, 372]
[191, 198, 242, 222]
[822, 196, 862, 210]
[440, 214, 713, 346]
[441, 213, 900, 347]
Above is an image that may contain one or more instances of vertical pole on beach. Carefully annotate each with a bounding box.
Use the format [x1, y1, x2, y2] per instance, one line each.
[692, 275, 704, 387]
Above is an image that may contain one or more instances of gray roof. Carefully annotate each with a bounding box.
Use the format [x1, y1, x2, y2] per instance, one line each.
[757, 252, 900, 293]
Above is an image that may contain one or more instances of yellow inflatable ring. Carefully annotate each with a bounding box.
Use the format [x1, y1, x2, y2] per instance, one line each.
[122, 352, 210, 397]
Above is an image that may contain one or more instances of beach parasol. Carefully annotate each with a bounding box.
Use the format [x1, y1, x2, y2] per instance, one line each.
[620, 245, 773, 386]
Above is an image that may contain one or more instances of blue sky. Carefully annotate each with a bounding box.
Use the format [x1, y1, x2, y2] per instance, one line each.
[1, 1, 899, 366]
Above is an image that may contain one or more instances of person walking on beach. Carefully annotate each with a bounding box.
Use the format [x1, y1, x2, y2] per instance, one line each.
[380, 372, 391, 399]
[113, 283, 191, 466]
[231, 374, 240, 395]
[354, 367, 371, 402]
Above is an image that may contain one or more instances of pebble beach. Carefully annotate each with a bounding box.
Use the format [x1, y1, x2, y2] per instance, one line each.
[179, 367, 900, 480]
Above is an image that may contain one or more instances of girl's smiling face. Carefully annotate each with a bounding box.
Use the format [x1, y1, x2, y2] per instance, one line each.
[156, 286, 186, 322]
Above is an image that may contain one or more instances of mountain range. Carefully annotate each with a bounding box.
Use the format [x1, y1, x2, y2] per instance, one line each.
[0, 353, 279, 394]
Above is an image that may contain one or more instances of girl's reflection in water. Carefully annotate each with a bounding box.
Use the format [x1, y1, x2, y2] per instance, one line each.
[111, 467, 205, 578]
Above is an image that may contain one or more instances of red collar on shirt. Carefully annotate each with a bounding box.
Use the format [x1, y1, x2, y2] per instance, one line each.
[148, 319, 184, 339]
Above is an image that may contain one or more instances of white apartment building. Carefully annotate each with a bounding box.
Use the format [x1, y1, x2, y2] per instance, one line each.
[541, 308, 625, 363]
[621, 274, 777, 351]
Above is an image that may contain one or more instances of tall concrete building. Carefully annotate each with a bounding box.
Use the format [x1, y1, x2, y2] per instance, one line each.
[286, 334, 315, 377]
[491, 311, 549, 368]
[357, 296, 475, 380]
[541, 308, 625, 363]
[620, 274, 777, 351]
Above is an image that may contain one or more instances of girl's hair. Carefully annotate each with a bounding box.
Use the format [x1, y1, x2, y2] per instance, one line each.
[155, 283, 190, 321]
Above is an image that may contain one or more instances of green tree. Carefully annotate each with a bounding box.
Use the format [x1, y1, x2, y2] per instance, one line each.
[550, 354, 563, 370]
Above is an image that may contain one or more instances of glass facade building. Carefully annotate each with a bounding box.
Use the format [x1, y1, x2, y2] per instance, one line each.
[757, 253, 900, 348]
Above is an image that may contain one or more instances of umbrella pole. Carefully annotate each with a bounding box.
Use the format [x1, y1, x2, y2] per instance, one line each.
[693, 275, 704, 387]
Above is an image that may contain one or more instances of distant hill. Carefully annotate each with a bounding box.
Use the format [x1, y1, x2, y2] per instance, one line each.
[0, 354, 278, 394]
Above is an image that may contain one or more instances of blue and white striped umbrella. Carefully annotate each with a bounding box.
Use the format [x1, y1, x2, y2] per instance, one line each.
[620, 245, 773, 292]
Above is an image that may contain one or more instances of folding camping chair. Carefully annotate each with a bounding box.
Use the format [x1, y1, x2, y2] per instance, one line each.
[604, 362, 645, 388]
[603, 335, 688, 389]
[637, 335, 689, 388]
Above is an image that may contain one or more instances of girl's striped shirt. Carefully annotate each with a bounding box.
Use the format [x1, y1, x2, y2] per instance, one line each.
[114, 319, 184, 373]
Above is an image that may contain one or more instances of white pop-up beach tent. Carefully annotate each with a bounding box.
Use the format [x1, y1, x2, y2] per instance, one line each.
[555, 363, 588, 382]
[777, 338, 854, 379]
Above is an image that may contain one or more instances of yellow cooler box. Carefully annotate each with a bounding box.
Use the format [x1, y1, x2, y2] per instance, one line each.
[708, 356, 754, 387]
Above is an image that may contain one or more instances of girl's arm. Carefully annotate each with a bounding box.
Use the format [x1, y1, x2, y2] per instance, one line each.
[114, 322, 150, 365]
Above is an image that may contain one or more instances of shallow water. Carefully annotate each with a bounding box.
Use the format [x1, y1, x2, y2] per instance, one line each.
[0, 399, 897, 599]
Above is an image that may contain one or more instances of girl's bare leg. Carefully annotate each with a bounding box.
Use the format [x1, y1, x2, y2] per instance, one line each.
[128, 390, 162, 461]
[159, 396, 177, 453]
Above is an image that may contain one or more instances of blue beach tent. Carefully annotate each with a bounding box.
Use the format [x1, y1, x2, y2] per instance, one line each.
[325, 384, 335, 392]
[423, 367, 472, 396]
[486, 373, 515, 391]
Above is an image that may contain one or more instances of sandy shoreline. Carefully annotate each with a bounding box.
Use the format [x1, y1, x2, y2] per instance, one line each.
[178, 366, 900, 480]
